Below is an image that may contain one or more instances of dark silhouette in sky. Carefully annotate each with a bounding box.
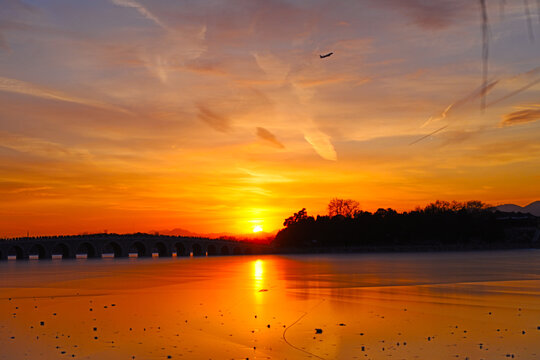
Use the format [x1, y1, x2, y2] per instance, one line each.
[319, 52, 333, 59]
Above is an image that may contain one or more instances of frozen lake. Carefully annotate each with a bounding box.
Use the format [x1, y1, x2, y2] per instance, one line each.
[2, 250, 540, 359]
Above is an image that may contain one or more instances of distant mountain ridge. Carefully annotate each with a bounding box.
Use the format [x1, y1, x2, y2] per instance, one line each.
[495, 201, 540, 216]
[153, 227, 275, 244]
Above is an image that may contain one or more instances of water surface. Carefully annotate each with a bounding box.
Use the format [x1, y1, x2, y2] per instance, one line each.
[2, 250, 540, 359]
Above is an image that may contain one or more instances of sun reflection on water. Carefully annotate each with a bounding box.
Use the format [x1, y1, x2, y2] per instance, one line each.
[253, 259, 266, 303]
[254, 259, 264, 280]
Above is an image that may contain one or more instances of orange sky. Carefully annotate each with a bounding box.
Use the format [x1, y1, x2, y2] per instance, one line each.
[1, 0, 539, 237]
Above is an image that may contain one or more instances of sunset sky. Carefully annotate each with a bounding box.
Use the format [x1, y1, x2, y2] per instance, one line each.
[1, 0, 539, 237]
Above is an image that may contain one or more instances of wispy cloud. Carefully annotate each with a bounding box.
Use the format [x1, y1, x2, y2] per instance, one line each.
[0, 33, 9, 51]
[2, 0, 540, 236]
[501, 107, 540, 127]
[0, 2, 39, 51]
[256, 127, 284, 149]
[0, 76, 128, 113]
[8, 186, 53, 194]
[0, 131, 74, 158]
[108, 1, 207, 84]
[251, 51, 340, 160]
[376, 0, 474, 30]
[197, 104, 231, 133]
[141, 54, 169, 83]
[238, 168, 291, 184]
[304, 129, 337, 161]
[252, 52, 290, 83]
[110, 0, 166, 29]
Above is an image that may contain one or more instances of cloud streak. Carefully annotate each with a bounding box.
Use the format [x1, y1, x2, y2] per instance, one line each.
[251, 51, 340, 161]
[377, 0, 474, 30]
[304, 129, 337, 161]
[501, 107, 540, 127]
[256, 127, 284, 149]
[0, 131, 74, 159]
[197, 104, 231, 133]
[110, 0, 166, 29]
[0, 33, 9, 51]
[0, 76, 128, 113]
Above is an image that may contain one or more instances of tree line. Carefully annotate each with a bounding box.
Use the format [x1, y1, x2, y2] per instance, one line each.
[273, 199, 539, 250]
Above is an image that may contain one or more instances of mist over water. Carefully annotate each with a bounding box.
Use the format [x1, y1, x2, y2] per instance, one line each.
[1, 250, 540, 359]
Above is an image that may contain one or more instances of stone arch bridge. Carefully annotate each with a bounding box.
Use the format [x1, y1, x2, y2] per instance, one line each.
[0, 233, 272, 260]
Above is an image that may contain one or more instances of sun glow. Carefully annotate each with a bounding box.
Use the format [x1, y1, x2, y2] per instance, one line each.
[253, 225, 263, 233]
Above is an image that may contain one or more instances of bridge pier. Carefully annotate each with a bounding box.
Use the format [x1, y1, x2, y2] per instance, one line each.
[0, 235, 272, 261]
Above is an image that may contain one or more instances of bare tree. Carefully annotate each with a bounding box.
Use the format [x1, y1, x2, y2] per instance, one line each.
[328, 198, 360, 218]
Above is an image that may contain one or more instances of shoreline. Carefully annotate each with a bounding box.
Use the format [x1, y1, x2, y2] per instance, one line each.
[275, 242, 540, 255]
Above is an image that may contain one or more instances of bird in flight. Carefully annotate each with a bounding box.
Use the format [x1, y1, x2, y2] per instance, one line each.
[320, 52, 333, 59]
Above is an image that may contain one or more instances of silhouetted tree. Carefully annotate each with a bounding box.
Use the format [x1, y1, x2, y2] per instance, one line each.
[374, 208, 397, 217]
[328, 198, 360, 218]
[423, 200, 490, 214]
[463, 200, 489, 212]
[272, 199, 535, 251]
[283, 208, 308, 227]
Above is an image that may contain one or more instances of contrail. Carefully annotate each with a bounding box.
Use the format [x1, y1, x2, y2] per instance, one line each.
[480, 0, 489, 112]
[409, 125, 448, 146]
[423, 80, 498, 128]
[524, 0, 535, 41]
[487, 77, 540, 106]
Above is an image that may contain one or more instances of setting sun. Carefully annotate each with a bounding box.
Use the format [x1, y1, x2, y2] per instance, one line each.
[2, 1, 540, 359]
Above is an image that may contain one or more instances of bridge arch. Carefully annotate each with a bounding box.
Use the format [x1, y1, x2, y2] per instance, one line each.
[51, 243, 71, 259]
[206, 244, 217, 256]
[233, 246, 242, 255]
[8, 245, 25, 260]
[220, 245, 230, 255]
[174, 242, 187, 257]
[29, 244, 48, 259]
[103, 241, 123, 258]
[153, 242, 169, 257]
[129, 241, 147, 257]
[192, 243, 203, 256]
[76, 242, 97, 258]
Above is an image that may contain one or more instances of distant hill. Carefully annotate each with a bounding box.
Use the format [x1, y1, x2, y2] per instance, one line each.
[495, 201, 540, 216]
[154, 228, 275, 244]
[154, 228, 200, 237]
